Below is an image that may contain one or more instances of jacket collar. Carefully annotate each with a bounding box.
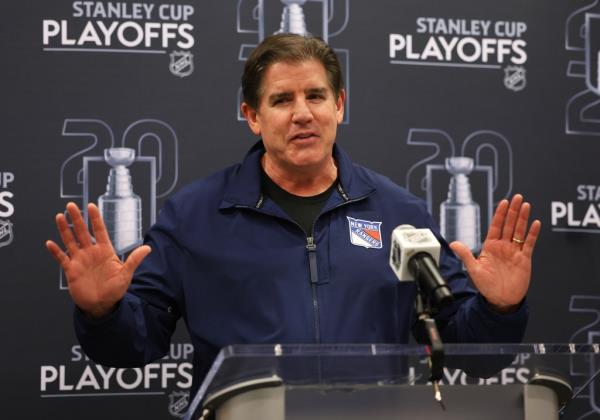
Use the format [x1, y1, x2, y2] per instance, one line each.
[220, 140, 375, 209]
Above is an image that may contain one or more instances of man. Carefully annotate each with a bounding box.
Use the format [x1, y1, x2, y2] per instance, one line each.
[46, 34, 540, 397]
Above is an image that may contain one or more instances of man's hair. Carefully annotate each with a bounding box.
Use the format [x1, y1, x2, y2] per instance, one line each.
[242, 34, 344, 110]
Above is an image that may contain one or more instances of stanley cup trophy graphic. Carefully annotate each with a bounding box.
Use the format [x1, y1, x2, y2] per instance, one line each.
[440, 157, 481, 253]
[98, 148, 142, 255]
[275, 0, 309, 35]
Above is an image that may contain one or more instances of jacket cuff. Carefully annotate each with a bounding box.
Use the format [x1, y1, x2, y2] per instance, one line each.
[73, 298, 127, 330]
[474, 293, 528, 323]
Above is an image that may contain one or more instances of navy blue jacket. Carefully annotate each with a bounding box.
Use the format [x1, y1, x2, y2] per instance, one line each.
[75, 141, 527, 394]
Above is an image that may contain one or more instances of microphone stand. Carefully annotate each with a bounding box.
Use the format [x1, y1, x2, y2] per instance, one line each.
[414, 280, 446, 409]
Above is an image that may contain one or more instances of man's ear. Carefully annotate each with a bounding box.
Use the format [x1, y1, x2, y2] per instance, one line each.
[335, 89, 346, 124]
[241, 102, 261, 136]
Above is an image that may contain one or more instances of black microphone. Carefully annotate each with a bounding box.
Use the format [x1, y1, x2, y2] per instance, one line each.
[389, 225, 454, 308]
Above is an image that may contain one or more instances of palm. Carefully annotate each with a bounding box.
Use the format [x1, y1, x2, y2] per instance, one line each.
[64, 243, 127, 311]
[468, 238, 531, 307]
[449, 195, 541, 313]
[46, 203, 151, 318]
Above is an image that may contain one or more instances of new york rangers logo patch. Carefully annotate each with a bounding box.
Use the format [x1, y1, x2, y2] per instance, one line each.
[347, 217, 383, 249]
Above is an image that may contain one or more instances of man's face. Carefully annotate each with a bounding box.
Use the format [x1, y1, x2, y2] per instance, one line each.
[242, 59, 345, 176]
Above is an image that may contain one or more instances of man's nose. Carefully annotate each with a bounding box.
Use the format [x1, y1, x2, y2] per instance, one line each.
[291, 99, 313, 124]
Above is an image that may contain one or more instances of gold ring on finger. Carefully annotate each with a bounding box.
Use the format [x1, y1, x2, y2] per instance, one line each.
[512, 237, 525, 244]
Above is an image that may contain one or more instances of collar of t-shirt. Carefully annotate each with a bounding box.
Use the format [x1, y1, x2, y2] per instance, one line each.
[261, 168, 337, 236]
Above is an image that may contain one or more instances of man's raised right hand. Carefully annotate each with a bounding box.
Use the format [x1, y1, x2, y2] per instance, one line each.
[46, 202, 151, 319]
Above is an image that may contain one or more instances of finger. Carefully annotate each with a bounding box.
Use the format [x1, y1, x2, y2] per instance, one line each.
[511, 202, 531, 244]
[522, 220, 541, 258]
[46, 240, 70, 270]
[122, 245, 152, 278]
[88, 203, 112, 245]
[501, 194, 524, 241]
[66, 202, 93, 248]
[485, 199, 509, 241]
[55, 213, 79, 256]
[449, 241, 477, 272]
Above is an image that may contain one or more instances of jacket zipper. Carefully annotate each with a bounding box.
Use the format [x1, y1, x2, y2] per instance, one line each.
[306, 235, 320, 343]
[302, 185, 364, 344]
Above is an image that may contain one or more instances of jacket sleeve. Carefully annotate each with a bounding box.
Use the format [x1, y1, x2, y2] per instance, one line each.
[73, 199, 185, 367]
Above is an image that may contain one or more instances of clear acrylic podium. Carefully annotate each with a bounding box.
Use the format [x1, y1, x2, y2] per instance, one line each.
[183, 343, 599, 420]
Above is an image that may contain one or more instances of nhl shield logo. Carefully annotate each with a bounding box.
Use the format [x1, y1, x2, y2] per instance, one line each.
[0, 219, 13, 248]
[168, 390, 189, 418]
[169, 51, 194, 78]
[347, 216, 383, 249]
[504, 65, 526, 92]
